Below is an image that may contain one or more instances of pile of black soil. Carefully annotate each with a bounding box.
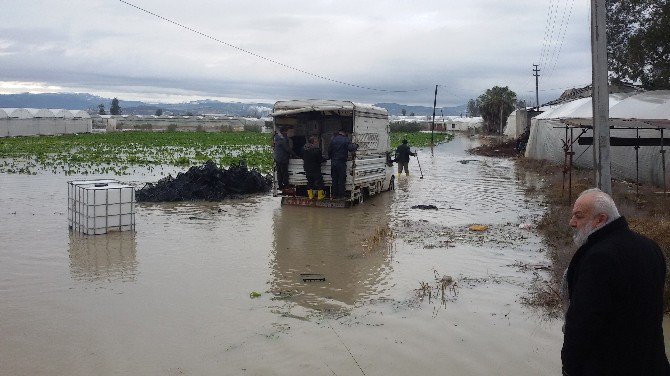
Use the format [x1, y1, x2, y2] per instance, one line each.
[136, 160, 271, 202]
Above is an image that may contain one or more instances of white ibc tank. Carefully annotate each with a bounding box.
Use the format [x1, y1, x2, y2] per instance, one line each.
[68, 180, 136, 235]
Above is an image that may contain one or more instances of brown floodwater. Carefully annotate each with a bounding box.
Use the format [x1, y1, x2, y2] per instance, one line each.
[1, 134, 668, 375]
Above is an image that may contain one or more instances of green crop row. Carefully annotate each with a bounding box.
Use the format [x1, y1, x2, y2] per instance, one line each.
[0, 132, 273, 175]
[390, 132, 453, 148]
[0, 131, 452, 175]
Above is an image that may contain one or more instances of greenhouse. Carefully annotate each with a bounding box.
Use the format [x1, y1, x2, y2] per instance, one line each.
[0, 108, 92, 137]
[525, 91, 670, 186]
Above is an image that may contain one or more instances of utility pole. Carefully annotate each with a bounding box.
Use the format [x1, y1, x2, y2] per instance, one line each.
[533, 64, 540, 110]
[431, 85, 438, 146]
[499, 104, 504, 135]
[440, 109, 445, 131]
[591, 0, 612, 194]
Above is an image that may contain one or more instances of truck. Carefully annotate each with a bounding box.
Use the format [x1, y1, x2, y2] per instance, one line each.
[271, 100, 395, 207]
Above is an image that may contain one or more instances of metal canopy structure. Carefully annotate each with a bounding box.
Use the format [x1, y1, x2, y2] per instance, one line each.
[547, 91, 670, 129]
[525, 91, 670, 200]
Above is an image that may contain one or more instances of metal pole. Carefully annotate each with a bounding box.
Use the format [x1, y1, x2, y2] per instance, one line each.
[569, 127, 575, 204]
[499, 104, 504, 136]
[591, 0, 612, 194]
[662, 128, 667, 196]
[562, 126, 569, 200]
[635, 128, 639, 198]
[440, 109, 445, 132]
[431, 85, 438, 146]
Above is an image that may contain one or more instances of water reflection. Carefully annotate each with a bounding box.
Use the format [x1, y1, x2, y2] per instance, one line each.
[138, 197, 266, 223]
[270, 194, 394, 311]
[68, 232, 138, 282]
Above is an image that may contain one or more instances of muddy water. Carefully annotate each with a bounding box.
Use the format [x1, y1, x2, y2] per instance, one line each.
[0, 134, 662, 375]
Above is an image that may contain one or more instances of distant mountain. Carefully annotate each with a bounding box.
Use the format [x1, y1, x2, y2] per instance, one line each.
[0, 92, 467, 117]
[0, 93, 273, 117]
[0, 93, 117, 112]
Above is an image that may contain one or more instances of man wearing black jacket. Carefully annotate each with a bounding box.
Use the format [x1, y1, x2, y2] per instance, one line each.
[328, 130, 358, 199]
[395, 139, 416, 176]
[562, 188, 669, 375]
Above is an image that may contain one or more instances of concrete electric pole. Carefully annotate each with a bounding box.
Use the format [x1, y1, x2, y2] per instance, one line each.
[591, 0, 612, 194]
[431, 85, 438, 146]
[533, 64, 540, 110]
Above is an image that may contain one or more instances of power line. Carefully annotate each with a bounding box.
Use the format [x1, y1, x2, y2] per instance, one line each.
[117, 0, 429, 93]
[543, 0, 567, 69]
[546, 0, 575, 78]
[539, 0, 559, 68]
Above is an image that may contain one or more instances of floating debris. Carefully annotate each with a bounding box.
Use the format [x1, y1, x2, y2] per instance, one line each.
[411, 204, 438, 210]
[300, 273, 326, 282]
[136, 160, 271, 202]
[468, 224, 489, 232]
[508, 261, 551, 271]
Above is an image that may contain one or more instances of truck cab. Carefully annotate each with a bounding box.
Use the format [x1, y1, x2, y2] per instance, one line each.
[271, 100, 394, 207]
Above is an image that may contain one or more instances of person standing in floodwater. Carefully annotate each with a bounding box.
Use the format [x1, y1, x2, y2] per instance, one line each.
[394, 139, 416, 176]
[328, 129, 358, 199]
[302, 135, 327, 200]
[273, 127, 293, 190]
[562, 188, 670, 375]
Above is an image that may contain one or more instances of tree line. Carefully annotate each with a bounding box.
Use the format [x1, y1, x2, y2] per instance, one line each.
[466, 87, 517, 133]
[607, 0, 669, 89]
[98, 98, 122, 115]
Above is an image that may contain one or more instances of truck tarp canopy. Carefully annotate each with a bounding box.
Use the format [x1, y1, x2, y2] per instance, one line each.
[271, 100, 387, 117]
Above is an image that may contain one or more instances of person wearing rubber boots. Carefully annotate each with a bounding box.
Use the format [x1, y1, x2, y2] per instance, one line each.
[395, 139, 416, 176]
[302, 135, 327, 200]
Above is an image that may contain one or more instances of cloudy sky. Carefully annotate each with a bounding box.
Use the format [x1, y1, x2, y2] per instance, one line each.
[0, 0, 592, 106]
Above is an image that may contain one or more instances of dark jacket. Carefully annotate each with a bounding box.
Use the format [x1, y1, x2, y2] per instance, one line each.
[329, 133, 358, 163]
[395, 143, 416, 163]
[273, 133, 291, 164]
[562, 216, 669, 376]
[302, 143, 326, 174]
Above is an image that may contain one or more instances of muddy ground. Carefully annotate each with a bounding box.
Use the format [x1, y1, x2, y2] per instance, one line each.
[470, 139, 670, 312]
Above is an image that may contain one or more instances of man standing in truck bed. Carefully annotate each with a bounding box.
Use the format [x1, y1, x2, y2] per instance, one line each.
[328, 129, 358, 199]
[302, 135, 327, 200]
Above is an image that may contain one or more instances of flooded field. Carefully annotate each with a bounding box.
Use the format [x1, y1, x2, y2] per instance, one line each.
[0, 134, 661, 375]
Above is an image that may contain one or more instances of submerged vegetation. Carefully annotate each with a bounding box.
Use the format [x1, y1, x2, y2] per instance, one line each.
[0, 130, 453, 175]
[0, 131, 272, 175]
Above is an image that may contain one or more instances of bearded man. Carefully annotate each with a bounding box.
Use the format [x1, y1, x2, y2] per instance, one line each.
[562, 188, 669, 375]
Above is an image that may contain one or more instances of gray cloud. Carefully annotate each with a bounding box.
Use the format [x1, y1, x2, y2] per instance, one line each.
[0, 0, 592, 106]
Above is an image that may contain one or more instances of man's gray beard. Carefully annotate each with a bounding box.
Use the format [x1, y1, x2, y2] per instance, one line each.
[573, 224, 599, 247]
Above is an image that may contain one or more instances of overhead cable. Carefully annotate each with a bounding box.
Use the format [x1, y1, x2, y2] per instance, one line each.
[117, 0, 428, 93]
[546, 0, 575, 79]
[539, 0, 559, 68]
